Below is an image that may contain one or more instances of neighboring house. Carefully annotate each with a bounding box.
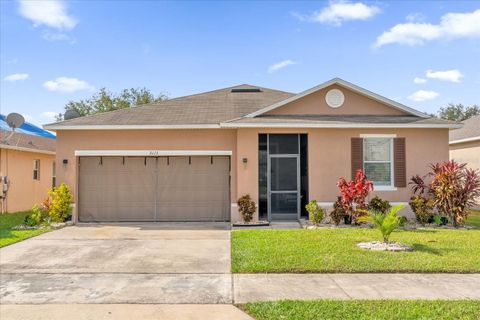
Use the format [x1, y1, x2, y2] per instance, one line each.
[44, 78, 460, 223]
[449, 115, 480, 172]
[0, 117, 56, 213]
[449, 115, 480, 209]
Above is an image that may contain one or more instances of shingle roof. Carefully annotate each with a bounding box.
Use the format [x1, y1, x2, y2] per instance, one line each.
[224, 115, 459, 126]
[449, 115, 480, 142]
[47, 84, 294, 127]
[43, 81, 461, 130]
[0, 129, 56, 153]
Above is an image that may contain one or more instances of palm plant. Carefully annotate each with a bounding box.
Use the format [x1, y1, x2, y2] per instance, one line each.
[359, 205, 405, 243]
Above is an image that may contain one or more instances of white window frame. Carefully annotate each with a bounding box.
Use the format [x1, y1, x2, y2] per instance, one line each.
[33, 159, 40, 181]
[360, 134, 397, 191]
[52, 161, 56, 188]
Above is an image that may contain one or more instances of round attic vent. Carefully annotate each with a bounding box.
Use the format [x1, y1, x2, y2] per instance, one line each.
[325, 89, 345, 108]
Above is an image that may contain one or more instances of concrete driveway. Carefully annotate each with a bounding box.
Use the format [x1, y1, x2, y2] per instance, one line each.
[0, 223, 234, 305]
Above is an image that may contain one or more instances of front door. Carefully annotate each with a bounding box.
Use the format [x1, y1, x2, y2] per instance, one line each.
[268, 154, 300, 221]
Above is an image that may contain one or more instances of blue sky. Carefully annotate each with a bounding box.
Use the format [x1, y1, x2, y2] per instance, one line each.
[1, 0, 479, 125]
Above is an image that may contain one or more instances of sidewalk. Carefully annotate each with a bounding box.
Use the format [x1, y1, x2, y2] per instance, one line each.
[233, 273, 480, 303]
[0, 305, 254, 320]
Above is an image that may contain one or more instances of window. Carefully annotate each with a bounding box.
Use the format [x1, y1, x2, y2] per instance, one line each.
[363, 138, 393, 187]
[33, 159, 40, 180]
[52, 161, 56, 188]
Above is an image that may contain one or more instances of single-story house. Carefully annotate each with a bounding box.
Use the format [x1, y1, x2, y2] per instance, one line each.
[44, 78, 460, 223]
[0, 117, 56, 213]
[449, 115, 480, 208]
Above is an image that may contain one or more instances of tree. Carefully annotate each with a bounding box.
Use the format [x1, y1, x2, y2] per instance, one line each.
[55, 87, 167, 121]
[437, 103, 480, 121]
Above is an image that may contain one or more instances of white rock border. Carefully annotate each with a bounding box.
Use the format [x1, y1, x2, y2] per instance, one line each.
[357, 241, 413, 252]
[12, 221, 73, 231]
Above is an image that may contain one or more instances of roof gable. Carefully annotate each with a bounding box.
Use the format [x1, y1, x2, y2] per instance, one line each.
[245, 78, 429, 118]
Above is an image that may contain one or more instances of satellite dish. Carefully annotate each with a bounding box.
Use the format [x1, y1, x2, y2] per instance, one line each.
[6, 113, 25, 130]
[64, 109, 81, 120]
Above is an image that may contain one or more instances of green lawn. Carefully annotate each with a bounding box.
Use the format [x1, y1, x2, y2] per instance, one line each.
[241, 300, 480, 320]
[0, 211, 51, 248]
[467, 210, 480, 229]
[231, 228, 480, 273]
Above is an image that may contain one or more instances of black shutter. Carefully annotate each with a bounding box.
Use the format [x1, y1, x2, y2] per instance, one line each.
[394, 137, 406, 187]
[351, 138, 363, 180]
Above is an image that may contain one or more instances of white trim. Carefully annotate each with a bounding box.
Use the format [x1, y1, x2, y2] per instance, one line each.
[44, 122, 462, 131]
[0, 144, 55, 155]
[220, 122, 462, 129]
[244, 78, 430, 118]
[44, 124, 221, 131]
[360, 134, 397, 138]
[317, 201, 408, 206]
[449, 136, 480, 145]
[231, 203, 238, 207]
[75, 150, 233, 156]
[363, 137, 395, 189]
[374, 186, 398, 191]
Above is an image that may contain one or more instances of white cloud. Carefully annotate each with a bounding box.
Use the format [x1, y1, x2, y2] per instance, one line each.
[408, 90, 439, 102]
[295, 1, 380, 26]
[413, 77, 427, 84]
[375, 9, 480, 47]
[426, 69, 463, 83]
[43, 77, 94, 93]
[406, 13, 426, 23]
[3, 73, 29, 82]
[42, 31, 76, 43]
[18, 0, 77, 30]
[268, 60, 297, 73]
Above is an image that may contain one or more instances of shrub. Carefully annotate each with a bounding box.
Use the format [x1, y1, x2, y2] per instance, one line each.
[25, 198, 51, 226]
[410, 160, 480, 227]
[237, 194, 256, 223]
[25, 205, 45, 226]
[306, 200, 325, 225]
[337, 169, 373, 224]
[409, 195, 435, 226]
[368, 196, 391, 214]
[399, 216, 408, 227]
[359, 204, 404, 243]
[330, 198, 346, 226]
[48, 183, 73, 223]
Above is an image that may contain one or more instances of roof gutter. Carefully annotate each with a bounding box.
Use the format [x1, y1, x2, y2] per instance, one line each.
[43, 124, 222, 131]
[0, 144, 56, 155]
[449, 136, 480, 145]
[220, 122, 463, 129]
[44, 122, 462, 131]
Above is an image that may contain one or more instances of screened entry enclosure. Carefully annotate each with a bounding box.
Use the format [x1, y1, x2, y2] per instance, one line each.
[258, 134, 308, 221]
[78, 156, 230, 222]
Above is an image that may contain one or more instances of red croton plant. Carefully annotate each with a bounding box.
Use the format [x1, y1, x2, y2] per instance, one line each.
[337, 169, 374, 224]
[411, 160, 480, 227]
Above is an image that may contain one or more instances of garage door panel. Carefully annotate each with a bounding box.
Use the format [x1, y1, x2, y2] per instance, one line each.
[79, 157, 157, 222]
[79, 156, 230, 222]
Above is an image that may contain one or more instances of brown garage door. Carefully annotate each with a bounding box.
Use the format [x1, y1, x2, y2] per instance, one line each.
[78, 156, 230, 222]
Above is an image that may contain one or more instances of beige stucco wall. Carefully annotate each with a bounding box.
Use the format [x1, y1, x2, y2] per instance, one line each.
[55, 129, 238, 221]
[450, 140, 480, 208]
[56, 127, 449, 221]
[266, 84, 408, 116]
[0, 148, 55, 213]
[236, 128, 449, 219]
[449, 140, 480, 172]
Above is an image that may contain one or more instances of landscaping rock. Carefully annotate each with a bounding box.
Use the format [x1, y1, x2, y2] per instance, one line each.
[357, 241, 413, 252]
[232, 221, 269, 227]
